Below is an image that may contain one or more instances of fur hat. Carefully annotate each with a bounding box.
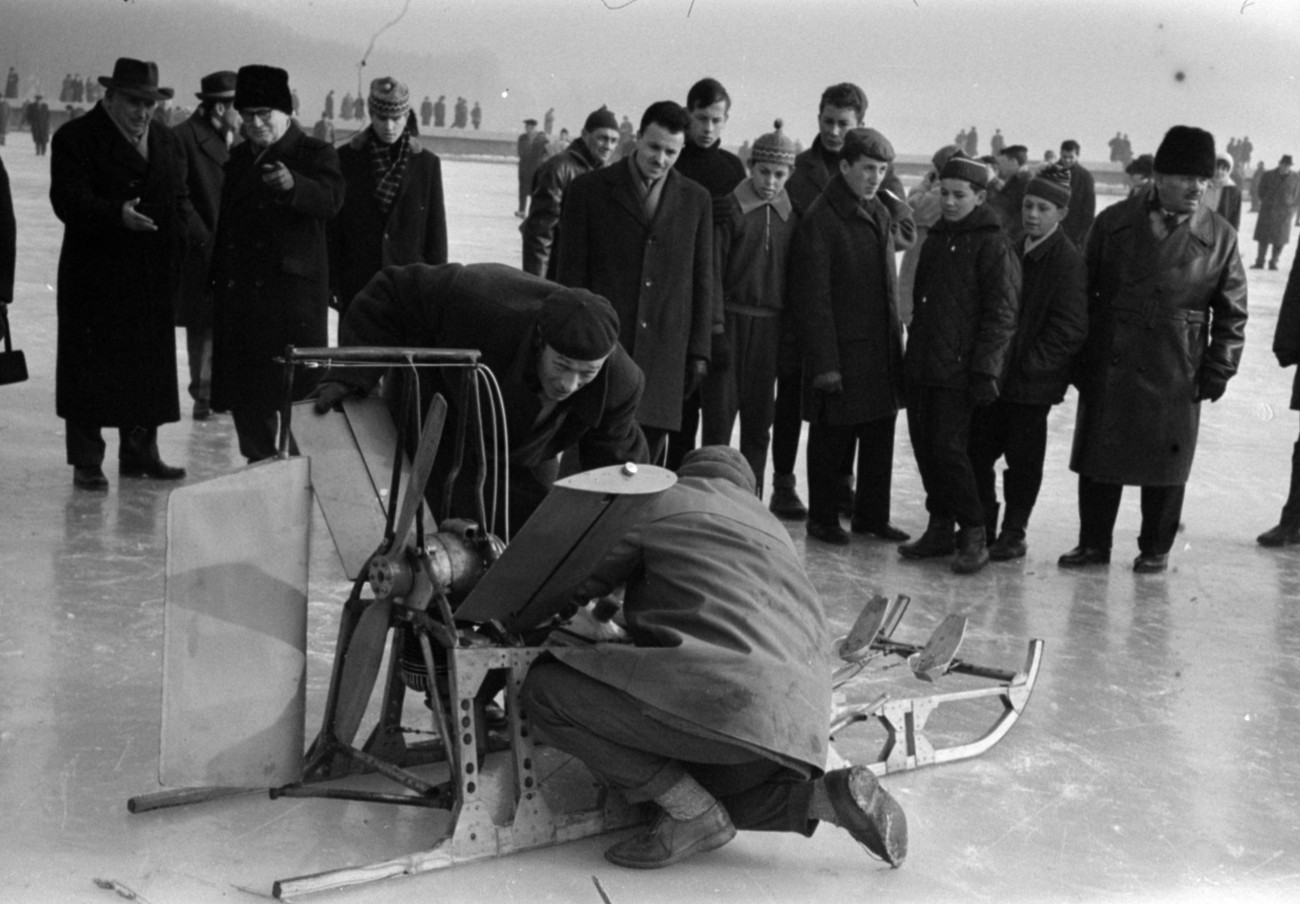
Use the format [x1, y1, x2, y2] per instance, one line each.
[583, 106, 618, 133]
[1153, 126, 1216, 179]
[368, 77, 410, 118]
[940, 151, 989, 189]
[538, 288, 620, 360]
[1026, 163, 1072, 208]
[750, 119, 798, 168]
[235, 65, 292, 115]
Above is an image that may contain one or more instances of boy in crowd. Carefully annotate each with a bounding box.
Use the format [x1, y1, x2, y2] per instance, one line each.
[968, 164, 1087, 560]
[792, 127, 912, 544]
[700, 120, 798, 497]
[899, 152, 1021, 573]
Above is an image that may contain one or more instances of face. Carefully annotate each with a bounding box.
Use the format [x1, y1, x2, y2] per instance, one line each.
[939, 178, 985, 222]
[749, 161, 791, 200]
[996, 154, 1019, 178]
[583, 127, 620, 164]
[536, 345, 609, 402]
[213, 100, 239, 134]
[634, 122, 685, 181]
[1216, 161, 1232, 179]
[817, 104, 862, 154]
[1021, 195, 1066, 239]
[104, 90, 157, 138]
[687, 100, 728, 149]
[370, 109, 405, 145]
[1058, 148, 1078, 168]
[839, 156, 889, 201]
[240, 107, 291, 148]
[1154, 173, 1208, 214]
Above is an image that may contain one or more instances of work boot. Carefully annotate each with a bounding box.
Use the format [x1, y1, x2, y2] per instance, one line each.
[989, 506, 1029, 560]
[898, 515, 956, 559]
[1258, 517, 1300, 547]
[951, 526, 990, 574]
[604, 802, 736, 869]
[769, 473, 807, 520]
[824, 766, 908, 867]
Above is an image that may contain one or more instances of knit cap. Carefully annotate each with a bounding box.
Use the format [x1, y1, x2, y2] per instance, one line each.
[940, 151, 989, 189]
[584, 105, 618, 133]
[538, 287, 620, 360]
[750, 119, 798, 168]
[368, 77, 410, 118]
[1026, 163, 1072, 208]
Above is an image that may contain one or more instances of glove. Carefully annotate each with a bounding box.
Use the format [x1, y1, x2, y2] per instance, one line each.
[684, 356, 708, 398]
[311, 380, 358, 414]
[812, 370, 843, 394]
[710, 332, 732, 375]
[1277, 350, 1300, 368]
[1195, 371, 1228, 403]
[970, 376, 999, 406]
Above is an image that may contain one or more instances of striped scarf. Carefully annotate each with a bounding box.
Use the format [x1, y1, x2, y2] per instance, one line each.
[369, 130, 411, 212]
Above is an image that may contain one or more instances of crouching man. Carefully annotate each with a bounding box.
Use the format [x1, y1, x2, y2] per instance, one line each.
[520, 445, 907, 869]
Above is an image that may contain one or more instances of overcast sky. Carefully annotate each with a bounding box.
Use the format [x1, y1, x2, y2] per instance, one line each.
[5, 0, 1299, 165]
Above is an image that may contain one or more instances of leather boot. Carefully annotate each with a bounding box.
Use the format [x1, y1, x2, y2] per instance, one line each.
[898, 515, 956, 559]
[951, 526, 990, 574]
[989, 506, 1029, 560]
[1258, 516, 1300, 547]
[768, 473, 807, 520]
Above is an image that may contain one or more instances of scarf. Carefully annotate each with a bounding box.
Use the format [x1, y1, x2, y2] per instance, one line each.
[369, 130, 412, 212]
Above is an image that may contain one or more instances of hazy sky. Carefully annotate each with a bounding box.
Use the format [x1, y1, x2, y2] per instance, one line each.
[5, 0, 1299, 165]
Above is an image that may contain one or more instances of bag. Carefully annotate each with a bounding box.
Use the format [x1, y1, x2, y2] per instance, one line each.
[0, 306, 28, 386]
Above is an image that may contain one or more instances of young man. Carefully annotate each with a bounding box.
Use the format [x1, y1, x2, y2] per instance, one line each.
[968, 164, 1087, 560]
[1057, 139, 1096, 245]
[792, 128, 912, 545]
[899, 152, 1021, 573]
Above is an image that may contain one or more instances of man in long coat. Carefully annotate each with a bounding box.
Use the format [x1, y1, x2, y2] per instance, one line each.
[172, 70, 238, 420]
[1251, 155, 1300, 270]
[329, 76, 447, 321]
[26, 94, 50, 155]
[210, 65, 344, 462]
[555, 100, 714, 458]
[520, 445, 907, 870]
[1061, 126, 1248, 574]
[50, 57, 190, 490]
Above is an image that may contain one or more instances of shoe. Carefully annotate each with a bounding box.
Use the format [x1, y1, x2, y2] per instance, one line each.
[898, 515, 956, 559]
[119, 459, 187, 480]
[1269, 262, 1280, 271]
[1258, 521, 1300, 547]
[192, 400, 212, 420]
[806, 519, 850, 546]
[604, 802, 736, 869]
[1251, 262, 1265, 270]
[824, 766, 907, 867]
[1133, 552, 1168, 573]
[73, 466, 109, 490]
[950, 526, 989, 574]
[1057, 545, 1110, 567]
[769, 477, 808, 520]
[988, 531, 1027, 561]
[851, 520, 910, 541]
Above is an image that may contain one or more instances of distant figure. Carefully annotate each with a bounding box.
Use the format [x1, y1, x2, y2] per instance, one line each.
[515, 117, 547, 217]
[1108, 131, 1124, 162]
[1250, 161, 1266, 211]
[71, 73, 83, 103]
[1043, 149, 1056, 164]
[59, 73, 72, 103]
[433, 94, 446, 127]
[83, 75, 96, 104]
[955, 128, 967, 150]
[1240, 135, 1253, 168]
[1056, 139, 1095, 245]
[612, 115, 636, 162]
[341, 92, 353, 121]
[965, 125, 978, 156]
[4, 66, 17, 99]
[1205, 154, 1242, 232]
[312, 112, 335, 143]
[1125, 154, 1154, 197]
[25, 94, 50, 155]
[543, 106, 555, 135]
[453, 96, 468, 128]
[471, 101, 482, 130]
[1119, 133, 1133, 166]
[352, 95, 365, 120]
[324, 89, 334, 120]
[990, 129, 1004, 155]
[0, 96, 8, 145]
[420, 94, 433, 127]
[1253, 155, 1300, 270]
[550, 127, 571, 156]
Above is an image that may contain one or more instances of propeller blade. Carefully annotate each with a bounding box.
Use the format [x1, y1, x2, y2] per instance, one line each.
[388, 394, 448, 555]
[330, 598, 393, 748]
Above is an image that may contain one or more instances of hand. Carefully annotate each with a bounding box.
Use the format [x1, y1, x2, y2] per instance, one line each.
[311, 380, 357, 413]
[812, 370, 843, 394]
[1195, 371, 1228, 403]
[684, 356, 708, 398]
[710, 332, 732, 374]
[121, 198, 157, 232]
[261, 161, 295, 193]
[1277, 351, 1300, 368]
[970, 377, 999, 406]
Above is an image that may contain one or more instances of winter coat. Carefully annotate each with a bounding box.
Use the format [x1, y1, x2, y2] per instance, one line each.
[1002, 228, 1088, 405]
[792, 173, 907, 426]
[520, 137, 602, 279]
[553, 458, 831, 778]
[905, 204, 1021, 392]
[0, 156, 13, 304]
[1070, 187, 1248, 485]
[1216, 183, 1242, 232]
[49, 102, 188, 426]
[330, 129, 447, 316]
[210, 123, 344, 415]
[1271, 245, 1300, 411]
[786, 135, 904, 217]
[1253, 168, 1300, 247]
[1060, 162, 1097, 246]
[171, 110, 231, 329]
[555, 158, 714, 432]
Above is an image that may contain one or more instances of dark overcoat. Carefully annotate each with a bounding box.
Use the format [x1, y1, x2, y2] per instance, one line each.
[0, 156, 13, 304]
[171, 110, 230, 328]
[1060, 162, 1097, 246]
[785, 134, 905, 217]
[1272, 244, 1300, 411]
[555, 158, 714, 432]
[1253, 168, 1300, 247]
[1070, 188, 1248, 485]
[791, 173, 905, 426]
[49, 103, 188, 426]
[330, 129, 447, 316]
[1003, 228, 1088, 406]
[210, 123, 344, 415]
[520, 137, 601, 279]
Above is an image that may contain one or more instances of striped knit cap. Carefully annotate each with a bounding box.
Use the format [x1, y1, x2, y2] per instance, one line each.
[750, 119, 797, 168]
[1026, 162, 1072, 208]
[368, 77, 410, 118]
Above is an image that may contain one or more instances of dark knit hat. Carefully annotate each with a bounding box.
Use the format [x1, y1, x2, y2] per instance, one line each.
[584, 105, 618, 133]
[679, 445, 757, 494]
[235, 65, 293, 115]
[931, 143, 963, 172]
[1125, 154, 1154, 178]
[940, 151, 989, 189]
[368, 77, 410, 118]
[195, 70, 236, 102]
[750, 119, 798, 168]
[842, 127, 894, 163]
[1153, 126, 1216, 179]
[1026, 163, 1072, 208]
[538, 288, 620, 360]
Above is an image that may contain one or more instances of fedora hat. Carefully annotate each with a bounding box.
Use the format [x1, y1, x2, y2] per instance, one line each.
[195, 70, 236, 102]
[97, 58, 173, 101]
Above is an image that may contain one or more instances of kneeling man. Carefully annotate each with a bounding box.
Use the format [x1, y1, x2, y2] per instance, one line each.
[520, 445, 907, 869]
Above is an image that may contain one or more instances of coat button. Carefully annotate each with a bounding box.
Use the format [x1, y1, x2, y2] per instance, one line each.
[640, 320, 648, 329]
[644, 279, 652, 287]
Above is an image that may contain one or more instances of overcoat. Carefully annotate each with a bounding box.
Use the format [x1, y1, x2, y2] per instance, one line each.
[210, 123, 344, 415]
[49, 102, 187, 426]
[1002, 228, 1088, 406]
[1253, 168, 1300, 247]
[553, 457, 832, 777]
[555, 158, 714, 432]
[171, 110, 230, 328]
[0, 156, 13, 304]
[520, 137, 601, 279]
[1070, 188, 1248, 485]
[1272, 244, 1300, 410]
[791, 173, 906, 426]
[330, 128, 447, 316]
[785, 134, 904, 217]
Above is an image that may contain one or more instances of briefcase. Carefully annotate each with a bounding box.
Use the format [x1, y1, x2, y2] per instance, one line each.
[0, 307, 28, 386]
